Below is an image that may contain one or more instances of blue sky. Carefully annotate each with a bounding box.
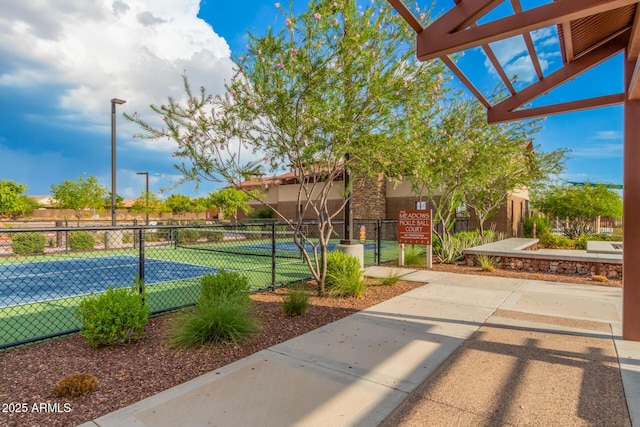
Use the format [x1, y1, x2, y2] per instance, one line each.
[0, 0, 623, 199]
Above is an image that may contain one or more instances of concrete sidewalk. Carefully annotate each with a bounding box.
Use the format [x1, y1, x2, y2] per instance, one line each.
[79, 267, 640, 427]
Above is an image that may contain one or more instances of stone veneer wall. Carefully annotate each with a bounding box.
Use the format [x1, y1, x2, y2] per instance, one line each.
[464, 254, 622, 279]
[351, 174, 386, 219]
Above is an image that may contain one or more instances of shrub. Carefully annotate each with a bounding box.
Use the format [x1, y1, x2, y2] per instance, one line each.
[325, 251, 365, 298]
[199, 229, 225, 242]
[52, 373, 99, 397]
[250, 208, 274, 219]
[167, 298, 259, 349]
[523, 216, 550, 238]
[538, 232, 573, 249]
[476, 254, 496, 272]
[200, 270, 251, 306]
[282, 286, 309, 317]
[177, 228, 200, 244]
[122, 232, 134, 244]
[69, 231, 96, 251]
[12, 232, 46, 255]
[76, 280, 149, 348]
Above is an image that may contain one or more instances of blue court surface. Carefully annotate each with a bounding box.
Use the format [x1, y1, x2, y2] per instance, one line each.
[0, 256, 216, 307]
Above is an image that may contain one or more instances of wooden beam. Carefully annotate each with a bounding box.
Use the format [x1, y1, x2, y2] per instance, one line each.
[387, 0, 424, 33]
[489, 32, 628, 117]
[629, 54, 640, 99]
[627, 5, 640, 60]
[488, 93, 625, 123]
[562, 22, 575, 63]
[417, 0, 639, 61]
[441, 56, 492, 108]
[511, 0, 545, 80]
[421, 0, 504, 37]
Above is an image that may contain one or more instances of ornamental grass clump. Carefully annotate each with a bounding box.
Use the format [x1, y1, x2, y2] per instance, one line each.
[281, 286, 309, 317]
[325, 251, 365, 298]
[76, 279, 149, 348]
[381, 270, 402, 286]
[167, 270, 259, 349]
[476, 254, 496, 272]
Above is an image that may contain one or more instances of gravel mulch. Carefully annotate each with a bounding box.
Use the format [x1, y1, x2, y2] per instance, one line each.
[0, 264, 621, 427]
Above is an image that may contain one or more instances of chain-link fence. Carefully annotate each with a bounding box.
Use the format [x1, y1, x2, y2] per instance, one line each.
[0, 220, 399, 350]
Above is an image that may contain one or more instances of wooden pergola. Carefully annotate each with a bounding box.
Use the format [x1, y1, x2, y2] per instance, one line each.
[388, 0, 640, 341]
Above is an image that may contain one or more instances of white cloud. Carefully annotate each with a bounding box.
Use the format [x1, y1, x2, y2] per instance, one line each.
[0, 0, 235, 142]
[592, 130, 622, 140]
[570, 143, 623, 158]
[482, 26, 558, 83]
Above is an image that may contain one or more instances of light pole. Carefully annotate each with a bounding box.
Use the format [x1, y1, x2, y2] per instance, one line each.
[111, 98, 126, 225]
[136, 172, 149, 225]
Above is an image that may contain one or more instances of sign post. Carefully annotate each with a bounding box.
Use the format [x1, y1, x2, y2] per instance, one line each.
[398, 209, 432, 268]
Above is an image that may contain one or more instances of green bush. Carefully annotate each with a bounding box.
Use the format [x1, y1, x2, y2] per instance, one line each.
[200, 270, 251, 306]
[250, 208, 274, 219]
[282, 286, 309, 317]
[325, 251, 365, 298]
[523, 216, 550, 238]
[177, 228, 200, 244]
[122, 232, 133, 244]
[199, 229, 225, 243]
[69, 231, 96, 251]
[538, 232, 573, 249]
[76, 280, 149, 348]
[167, 298, 259, 349]
[12, 232, 46, 255]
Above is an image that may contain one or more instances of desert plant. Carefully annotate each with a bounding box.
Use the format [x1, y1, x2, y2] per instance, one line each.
[167, 298, 259, 349]
[281, 286, 309, 317]
[11, 232, 46, 255]
[476, 254, 496, 272]
[68, 231, 96, 251]
[200, 270, 251, 306]
[325, 251, 365, 298]
[52, 373, 99, 397]
[76, 279, 149, 348]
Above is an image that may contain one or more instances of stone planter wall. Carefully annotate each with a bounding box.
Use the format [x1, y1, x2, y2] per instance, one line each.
[465, 254, 622, 279]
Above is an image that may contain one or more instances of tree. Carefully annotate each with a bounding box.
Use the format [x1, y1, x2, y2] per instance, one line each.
[103, 193, 124, 210]
[50, 176, 108, 225]
[130, 191, 168, 217]
[0, 180, 34, 219]
[165, 194, 193, 222]
[127, 0, 443, 294]
[532, 183, 622, 238]
[398, 92, 566, 238]
[207, 187, 254, 220]
[191, 197, 208, 220]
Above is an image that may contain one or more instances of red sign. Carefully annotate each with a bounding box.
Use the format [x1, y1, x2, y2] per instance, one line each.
[398, 209, 432, 245]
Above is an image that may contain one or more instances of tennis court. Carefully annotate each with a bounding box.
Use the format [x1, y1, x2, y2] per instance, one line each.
[0, 256, 217, 308]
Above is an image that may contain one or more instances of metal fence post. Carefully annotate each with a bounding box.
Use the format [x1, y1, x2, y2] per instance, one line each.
[271, 222, 276, 288]
[376, 219, 382, 265]
[138, 226, 145, 294]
